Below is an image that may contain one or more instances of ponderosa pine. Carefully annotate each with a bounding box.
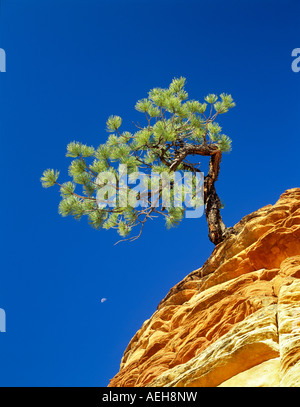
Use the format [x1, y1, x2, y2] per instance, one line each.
[41, 77, 235, 245]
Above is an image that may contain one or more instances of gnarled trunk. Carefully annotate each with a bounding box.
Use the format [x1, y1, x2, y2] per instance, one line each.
[204, 152, 228, 245]
[166, 143, 233, 245]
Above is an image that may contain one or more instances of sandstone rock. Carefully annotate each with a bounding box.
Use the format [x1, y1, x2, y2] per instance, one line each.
[108, 188, 300, 387]
[277, 279, 300, 387]
[148, 305, 279, 387]
[218, 358, 281, 387]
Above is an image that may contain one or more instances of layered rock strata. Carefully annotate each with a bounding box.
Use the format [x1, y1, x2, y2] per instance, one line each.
[109, 188, 300, 387]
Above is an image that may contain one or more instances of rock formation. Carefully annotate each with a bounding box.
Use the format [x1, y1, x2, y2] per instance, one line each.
[109, 188, 300, 387]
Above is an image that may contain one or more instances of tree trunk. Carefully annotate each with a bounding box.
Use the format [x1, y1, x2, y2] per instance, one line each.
[204, 152, 228, 245]
[166, 143, 233, 245]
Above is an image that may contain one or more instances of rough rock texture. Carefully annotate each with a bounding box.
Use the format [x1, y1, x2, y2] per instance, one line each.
[109, 188, 300, 387]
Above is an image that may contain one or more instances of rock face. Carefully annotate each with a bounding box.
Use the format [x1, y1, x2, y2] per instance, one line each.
[109, 188, 300, 387]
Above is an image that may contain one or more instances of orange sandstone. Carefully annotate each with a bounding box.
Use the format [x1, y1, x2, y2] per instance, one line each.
[109, 188, 300, 387]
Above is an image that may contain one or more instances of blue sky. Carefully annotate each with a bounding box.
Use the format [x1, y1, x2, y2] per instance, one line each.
[0, 0, 299, 386]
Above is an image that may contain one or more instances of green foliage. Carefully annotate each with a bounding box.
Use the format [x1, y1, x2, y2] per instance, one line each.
[218, 134, 232, 152]
[41, 77, 235, 242]
[95, 145, 111, 161]
[165, 207, 185, 229]
[66, 142, 94, 157]
[41, 169, 60, 188]
[106, 115, 122, 132]
[134, 129, 152, 147]
[89, 159, 109, 174]
[60, 181, 76, 197]
[117, 221, 131, 237]
[135, 98, 152, 113]
[68, 159, 86, 176]
[58, 195, 83, 218]
[88, 210, 107, 229]
[205, 94, 218, 104]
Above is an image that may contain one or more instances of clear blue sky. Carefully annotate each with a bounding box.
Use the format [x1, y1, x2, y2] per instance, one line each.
[0, 0, 299, 387]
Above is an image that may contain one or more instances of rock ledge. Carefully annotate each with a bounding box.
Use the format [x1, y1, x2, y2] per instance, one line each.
[109, 188, 300, 387]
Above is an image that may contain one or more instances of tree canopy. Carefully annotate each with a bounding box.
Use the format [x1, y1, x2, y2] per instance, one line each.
[41, 77, 235, 244]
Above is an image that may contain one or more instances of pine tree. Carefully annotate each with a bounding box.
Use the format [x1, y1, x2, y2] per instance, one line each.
[41, 77, 235, 245]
